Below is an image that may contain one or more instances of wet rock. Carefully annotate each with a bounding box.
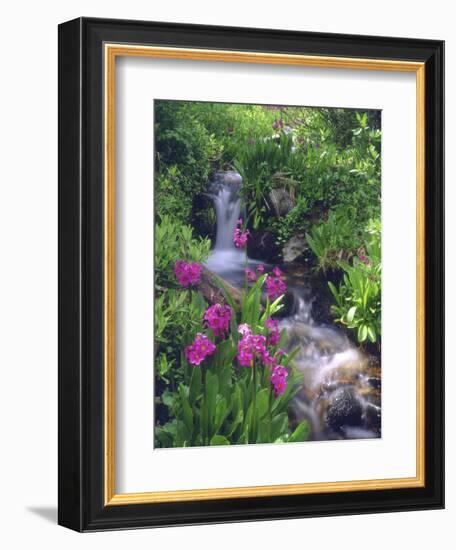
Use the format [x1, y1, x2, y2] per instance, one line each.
[247, 230, 281, 263]
[211, 170, 242, 189]
[196, 266, 242, 307]
[268, 188, 294, 217]
[326, 386, 363, 431]
[283, 234, 307, 263]
[367, 377, 381, 390]
[365, 402, 382, 434]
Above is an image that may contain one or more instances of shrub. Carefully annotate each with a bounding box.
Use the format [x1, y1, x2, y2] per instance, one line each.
[234, 132, 295, 229]
[154, 215, 212, 387]
[155, 101, 220, 225]
[327, 219, 381, 344]
[155, 214, 211, 289]
[306, 208, 362, 272]
[268, 197, 310, 247]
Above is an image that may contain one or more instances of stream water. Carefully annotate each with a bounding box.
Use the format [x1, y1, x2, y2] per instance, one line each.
[205, 171, 381, 441]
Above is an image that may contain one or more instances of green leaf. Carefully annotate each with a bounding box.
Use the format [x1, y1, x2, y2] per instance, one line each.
[255, 388, 270, 421]
[214, 396, 229, 433]
[367, 325, 377, 343]
[179, 384, 193, 436]
[328, 281, 341, 306]
[161, 390, 175, 408]
[270, 412, 289, 440]
[188, 365, 202, 406]
[210, 435, 230, 446]
[288, 420, 310, 443]
[358, 324, 368, 342]
[205, 371, 219, 438]
[346, 306, 357, 324]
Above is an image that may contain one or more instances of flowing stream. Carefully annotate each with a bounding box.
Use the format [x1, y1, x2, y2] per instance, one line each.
[206, 171, 381, 440]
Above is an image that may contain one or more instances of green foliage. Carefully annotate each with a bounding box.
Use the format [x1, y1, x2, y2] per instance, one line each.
[155, 214, 211, 289]
[155, 101, 220, 224]
[327, 219, 381, 344]
[155, 276, 309, 447]
[185, 102, 278, 164]
[234, 132, 295, 228]
[154, 215, 211, 387]
[305, 208, 362, 272]
[155, 289, 208, 385]
[268, 197, 310, 247]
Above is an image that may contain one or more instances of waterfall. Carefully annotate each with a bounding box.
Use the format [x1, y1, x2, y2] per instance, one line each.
[205, 171, 259, 285]
[211, 171, 242, 251]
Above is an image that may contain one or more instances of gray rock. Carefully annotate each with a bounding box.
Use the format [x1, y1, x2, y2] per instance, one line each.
[283, 234, 307, 263]
[326, 386, 363, 431]
[268, 188, 294, 217]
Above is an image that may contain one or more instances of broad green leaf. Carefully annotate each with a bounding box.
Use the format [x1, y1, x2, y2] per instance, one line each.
[367, 325, 377, 343]
[188, 365, 202, 406]
[255, 388, 270, 421]
[210, 435, 230, 446]
[288, 420, 310, 443]
[346, 306, 357, 324]
[179, 384, 193, 436]
[205, 371, 219, 438]
[214, 396, 229, 433]
[358, 324, 368, 342]
[270, 412, 289, 441]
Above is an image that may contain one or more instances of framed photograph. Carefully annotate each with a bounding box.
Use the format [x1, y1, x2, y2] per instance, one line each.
[58, 17, 444, 531]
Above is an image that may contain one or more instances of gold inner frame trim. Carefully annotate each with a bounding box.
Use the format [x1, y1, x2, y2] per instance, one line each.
[104, 44, 426, 506]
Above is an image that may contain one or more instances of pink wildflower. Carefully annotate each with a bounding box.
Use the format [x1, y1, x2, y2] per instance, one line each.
[256, 264, 265, 274]
[233, 227, 249, 248]
[184, 333, 216, 366]
[203, 304, 232, 337]
[265, 317, 280, 346]
[245, 268, 257, 282]
[272, 266, 282, 277]
[270, 364, 288, 397]
[233, 219, 249, 248]
[237, 331, 268, 367]
[265, 273, 287, 300]
[174, 260, 202, 288]
[238, 323, 252, 337]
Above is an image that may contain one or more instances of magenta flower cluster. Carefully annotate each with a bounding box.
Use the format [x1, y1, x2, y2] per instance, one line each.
[265, 317, 280, 346]
[203, 303, 232, 337]
[184, 333, 216, 366]
[265, 266, 287, 300]
[237, 327, 268, 367]
[270, 364, 288, 397]
[174, 260, 202, 288]
[233, 219, 249, 248]
[174, 256, 289, 397]
[244, 263, 265, 282]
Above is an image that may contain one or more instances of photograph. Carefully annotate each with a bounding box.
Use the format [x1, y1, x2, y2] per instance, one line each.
[153, 100, 382, 448]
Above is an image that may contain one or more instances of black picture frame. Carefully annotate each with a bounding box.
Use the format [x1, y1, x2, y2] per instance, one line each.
[58, 17, 444, 532]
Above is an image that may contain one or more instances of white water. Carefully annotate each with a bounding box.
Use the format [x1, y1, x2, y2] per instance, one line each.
[205, 171, 261, 285]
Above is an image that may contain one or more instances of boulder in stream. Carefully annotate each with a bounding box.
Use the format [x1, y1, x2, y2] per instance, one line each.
[196, 266, 242, 307]
[283, 234, 307, 263]
[326, 386, 363, 431]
